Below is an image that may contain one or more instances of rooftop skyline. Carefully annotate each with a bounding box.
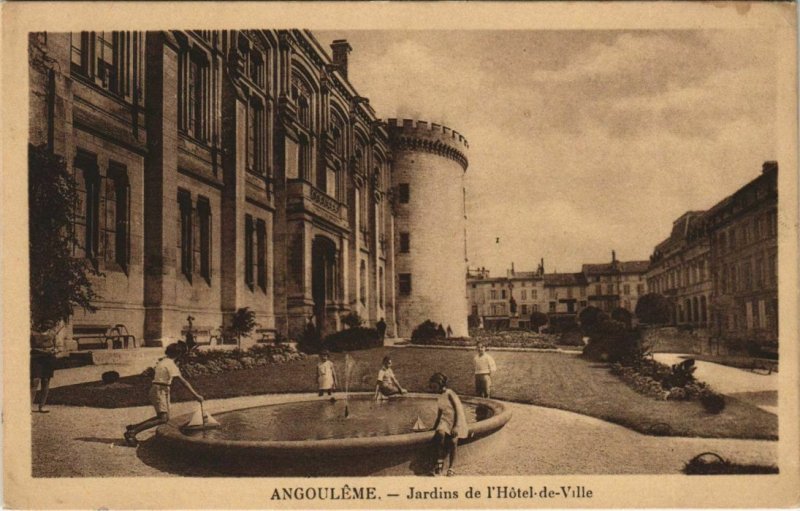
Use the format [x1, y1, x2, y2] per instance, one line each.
[316, 29, 778, 275]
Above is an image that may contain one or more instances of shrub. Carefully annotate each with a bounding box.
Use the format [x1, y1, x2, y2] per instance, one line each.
[341, 312, 364, 329]
[558, 330, 585, 346]
[101, 371, 120, 385]
[610, 307, 633, 328]
[578, 306, 608, 334]
[635, 293, 672, 324]
[323, 327, 380, 352]
[547, 315, 579, 334]
[700, 390, 726, 414]
[529, 311, 549, 331]
[411, 320, 443, 343]
[299, 322, 322, 354]
[582, 319, 640, 363]
[662, 359, 697, 389]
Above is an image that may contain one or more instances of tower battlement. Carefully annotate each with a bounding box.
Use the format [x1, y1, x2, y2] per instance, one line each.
[385, 118, 469, 170]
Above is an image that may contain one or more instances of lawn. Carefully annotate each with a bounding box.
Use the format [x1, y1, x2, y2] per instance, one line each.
[46, 347, 777, 440]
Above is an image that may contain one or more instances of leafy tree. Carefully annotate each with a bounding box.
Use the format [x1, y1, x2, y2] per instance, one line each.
[635, 293, 673, 324]
[229, 307, 256, 349]
[610, 307, 633, 329]
[578, 306, 608, 334]
[529, 311, 549, 331]
[29, 144, 101, 333]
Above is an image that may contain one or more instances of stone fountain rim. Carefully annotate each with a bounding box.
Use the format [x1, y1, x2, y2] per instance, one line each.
[156, 392, 511, 455]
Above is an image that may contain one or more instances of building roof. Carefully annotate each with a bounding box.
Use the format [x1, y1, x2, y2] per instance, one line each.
[509, 271, 541, 280]
[581, 260, 650, 276]
[544, 272, 587, 287]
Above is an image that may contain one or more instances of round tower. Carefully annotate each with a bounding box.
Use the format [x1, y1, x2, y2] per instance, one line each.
[387, 119, 470, 338]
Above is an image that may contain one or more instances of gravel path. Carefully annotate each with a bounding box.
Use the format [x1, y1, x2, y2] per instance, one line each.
[32, 394, 777, 477]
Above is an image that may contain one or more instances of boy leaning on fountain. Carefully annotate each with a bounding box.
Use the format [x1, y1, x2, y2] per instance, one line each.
[429, 372, 468, 477]
[123, 343, 203, 447]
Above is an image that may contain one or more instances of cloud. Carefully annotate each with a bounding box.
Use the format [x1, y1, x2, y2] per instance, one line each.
[316, 29, 779, 274]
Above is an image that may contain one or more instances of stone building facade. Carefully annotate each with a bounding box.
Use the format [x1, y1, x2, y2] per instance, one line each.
[466, 255, 646, 330]
[647, 211, 712, 329]
[582, 253, 649, 314]
[29, 30, 469, 346]
[646, 162, 778, 353]
[705, 162, 778, 351]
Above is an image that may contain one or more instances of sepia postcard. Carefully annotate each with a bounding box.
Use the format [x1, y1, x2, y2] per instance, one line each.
[2, 1, 799, 509]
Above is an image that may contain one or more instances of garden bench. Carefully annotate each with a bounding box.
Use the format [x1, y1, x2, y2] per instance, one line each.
[750, 358, 778, 375]
[73, 324, 137, 350]
[181, 326, 222, 347]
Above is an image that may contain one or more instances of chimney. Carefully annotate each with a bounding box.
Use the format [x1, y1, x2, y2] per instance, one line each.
[612, 250, 617, 263]
[330, 39, 353, 79]
[762, 161, 778, 174]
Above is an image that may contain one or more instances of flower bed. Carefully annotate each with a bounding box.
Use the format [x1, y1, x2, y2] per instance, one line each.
[610, 361, 707, 401]
[411, 330, 558, 350]
[171, 344, 306, 377]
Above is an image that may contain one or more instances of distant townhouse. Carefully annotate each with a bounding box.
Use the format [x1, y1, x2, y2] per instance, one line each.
[582, 252, 649, 313]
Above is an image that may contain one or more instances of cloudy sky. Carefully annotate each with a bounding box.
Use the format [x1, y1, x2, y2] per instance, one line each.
[317, 30, 778, 275]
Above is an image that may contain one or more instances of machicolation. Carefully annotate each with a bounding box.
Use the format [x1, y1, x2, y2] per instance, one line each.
[386, 118, 469, 171]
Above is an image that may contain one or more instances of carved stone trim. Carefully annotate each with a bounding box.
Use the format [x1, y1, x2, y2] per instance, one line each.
[393, 136, 468, 170]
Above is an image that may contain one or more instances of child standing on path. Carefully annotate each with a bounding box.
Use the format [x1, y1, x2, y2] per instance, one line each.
[317, 350, 338, 399]
[429, 372, 468, 477]
[124, 343, 203, 447]
[473, 342, 497, 398]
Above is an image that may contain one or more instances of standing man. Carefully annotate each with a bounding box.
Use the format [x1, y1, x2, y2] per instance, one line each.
[376, 317, 387, 344]
[473, 342, 497, 398]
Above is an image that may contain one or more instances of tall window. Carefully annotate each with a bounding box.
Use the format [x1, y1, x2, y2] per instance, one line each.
[379, 267, 385, 309]
[247, 99, 265, 175]
[490, 290, 497, 300]
[244, 215, 254, 289]
[256, 219, 267, 291]
[73, 151, 100, 260]
[197, 197, 211, 283]
[398, 183, 409, 204]
[399, 273, 412, 295]
[359, 260, 367, 305]
[178, 190, 193, 280]
[399, 232, 410, 253]
[105, 163, 130, 270]
[179, 50, 208, 142]
[71, 32, 133, 97]
[298, 135, 311, 181]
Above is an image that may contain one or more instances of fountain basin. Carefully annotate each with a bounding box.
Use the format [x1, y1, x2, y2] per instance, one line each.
[155, 393, 511, 475]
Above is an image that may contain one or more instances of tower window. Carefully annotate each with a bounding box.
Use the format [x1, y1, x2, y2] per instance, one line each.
[399, 273, 412, 295]
[399, 232, 410, 253]
[398, 183, 409, 204]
